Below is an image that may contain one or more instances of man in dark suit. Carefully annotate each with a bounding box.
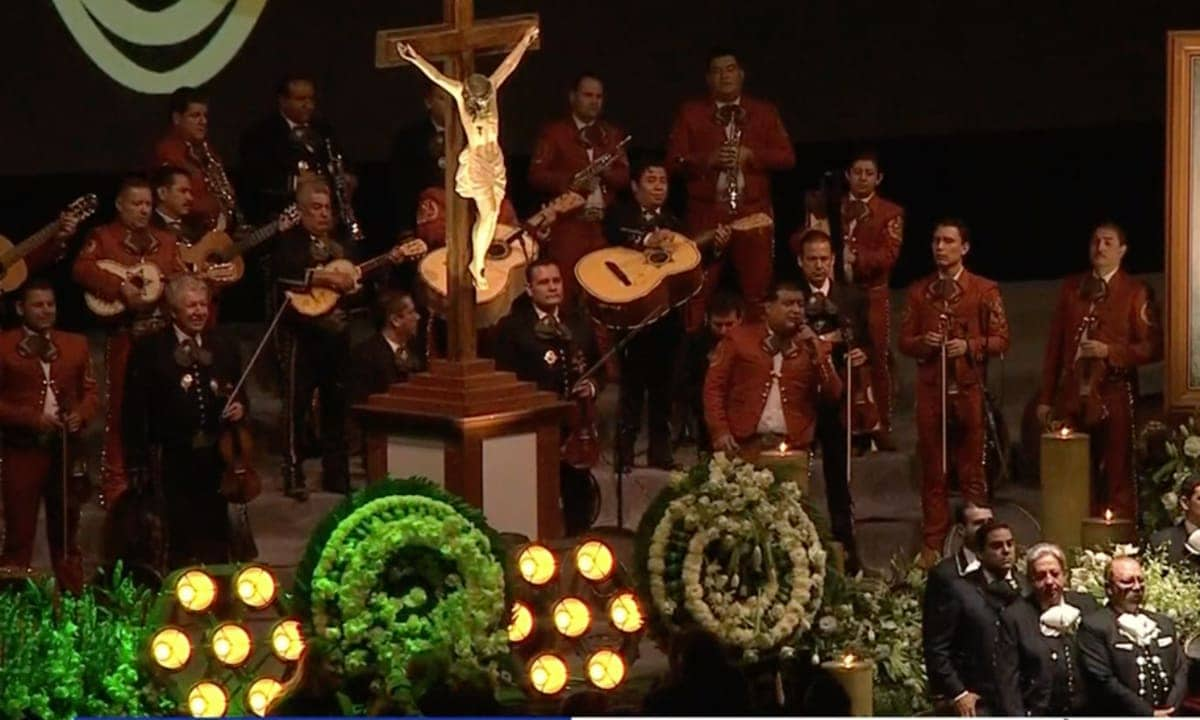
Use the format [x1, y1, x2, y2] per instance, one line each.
[349, 290, 423, 406]
[925, 501, 994, 601]
[122, 274, 246, 568]
[793, 227, 870, 570]
[1150, 473, 1200, 571]
[996, 542, 1099, 716]
[924, 518, 1029, 716]
[676, 292, 743, 451]
[1079, 555, 1188, 715]
[389, 84, 449, 244]
[493, 258, 600, 535]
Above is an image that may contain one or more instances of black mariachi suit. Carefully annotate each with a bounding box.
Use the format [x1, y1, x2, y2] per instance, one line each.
[923, 566, 1030, 715]
[799, 279, 868, 565]
[1149, 522, 1200, 572]
[348, 332, 423, 406]
[151, 210, 208, 248]
[273, 227, 352, 495]
[122, 326, 244, 568]
[238, 114, 337, 223]
[493, 296, 600, 535]
[603, 201, 686, 468]
[995, 591, 1099, 716]
[1078, 606, 1188, 715]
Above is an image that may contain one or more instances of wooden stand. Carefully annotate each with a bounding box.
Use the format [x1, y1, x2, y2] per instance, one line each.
[1040, 430, 1091, 550]
[358, 359, 569, 539]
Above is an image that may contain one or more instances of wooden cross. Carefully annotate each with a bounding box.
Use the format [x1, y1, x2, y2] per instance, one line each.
[376, 1, 539, 361]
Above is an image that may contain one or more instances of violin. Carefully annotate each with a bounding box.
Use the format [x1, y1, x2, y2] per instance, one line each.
[1056, 276, 1109, 428]
[840, 325, 880, 435]
[562, 348, 600, 469]
[216, 383, 261, 504]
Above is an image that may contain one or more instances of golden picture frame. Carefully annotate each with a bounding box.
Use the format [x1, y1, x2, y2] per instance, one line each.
[1165, 31, 1200, 414]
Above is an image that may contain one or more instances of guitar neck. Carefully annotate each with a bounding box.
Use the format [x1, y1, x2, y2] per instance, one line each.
[358, 252, 398, 276]
[1, 221, 60, 267]
[231, 220, 281, 256]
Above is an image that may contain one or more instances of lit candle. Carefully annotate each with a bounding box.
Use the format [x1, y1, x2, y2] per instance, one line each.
[1040, 428, 1090, 549]
[1081, 508, 1136, 549]
[821, 653, 874, 716]
[756, 441, 810, 493]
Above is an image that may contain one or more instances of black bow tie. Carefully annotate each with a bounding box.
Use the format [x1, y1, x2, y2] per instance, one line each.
[534, 314, 571, 343]
[986, 577, 1021, 603]
[19, 333, 57, 362]
[174, 337, 213, 368]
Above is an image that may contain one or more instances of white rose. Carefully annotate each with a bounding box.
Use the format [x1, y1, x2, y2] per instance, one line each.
[1185, 435, 1200, 458]
[817, 615, 838, 633]
[1162, 492, 1180, 512]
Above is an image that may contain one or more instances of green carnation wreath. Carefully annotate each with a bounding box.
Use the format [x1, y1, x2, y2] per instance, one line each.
[293, 477, 512, 710]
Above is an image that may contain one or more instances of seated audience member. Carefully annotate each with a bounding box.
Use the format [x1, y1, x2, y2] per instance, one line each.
[348, 290, 423, 406]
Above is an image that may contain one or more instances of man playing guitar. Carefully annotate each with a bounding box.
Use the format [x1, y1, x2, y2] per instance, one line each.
[73, 175, 185, 507]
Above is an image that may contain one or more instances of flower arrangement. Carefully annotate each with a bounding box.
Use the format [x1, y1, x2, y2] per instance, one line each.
[635, 453, 826, 663]
[293, 477, 512, 714]
[1069, 544, 1200, 643]
[0, 566, 174, 720]
[1137, 415, 1200, 533]
[800, 562, 932, 716]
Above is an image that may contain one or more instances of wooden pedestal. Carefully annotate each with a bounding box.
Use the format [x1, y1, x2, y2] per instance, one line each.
[357, 359, 570, 539]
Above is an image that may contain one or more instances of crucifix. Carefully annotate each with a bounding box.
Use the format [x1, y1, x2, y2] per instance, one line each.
[376, 1, 540, 362]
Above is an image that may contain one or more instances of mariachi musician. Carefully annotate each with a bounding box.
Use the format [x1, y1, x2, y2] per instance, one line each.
[791, 227, 871, 569]
[1036, 223, 1160, 520]
[153, 86, 241, 231]
[493, 257, 601, 535]
[528, 72, 630, 305]
[666, 48, 794, 329]
[72, 176, 185, 508]
[899, 219, 1009, 567]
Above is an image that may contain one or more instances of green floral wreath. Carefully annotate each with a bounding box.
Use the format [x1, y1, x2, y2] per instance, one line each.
[634, 454, 827, 663]
[293, 478, 511, 709]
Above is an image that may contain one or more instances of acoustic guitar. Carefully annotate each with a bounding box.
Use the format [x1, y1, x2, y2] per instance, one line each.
[695, 211, 773, 248]
[417, 192, 583, 328]
[84, 260, 166, 317]
[286, 239, 427, 316]
[0, 194, 98, 295]
[575, 231, 703, 328]
[179, 205, 300, 282]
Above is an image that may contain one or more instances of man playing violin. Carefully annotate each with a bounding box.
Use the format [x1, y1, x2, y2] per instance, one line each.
[123, 274, 245, 568]
[73, 175, 185, 508]
[273, 179, 355, 500]
[0, 280, 97, 593]
[704, 280, 843, 462]
[1036, 223, 1160, 520]
[529, 72, 630, 305]
[493, 258, 600, 535]
[792, 227, 869, 570]
[899, 219, 1009, 567]
[667, 48, 794, 329]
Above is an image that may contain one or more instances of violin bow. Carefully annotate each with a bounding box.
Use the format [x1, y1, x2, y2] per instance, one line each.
[221, 300, 290, 417]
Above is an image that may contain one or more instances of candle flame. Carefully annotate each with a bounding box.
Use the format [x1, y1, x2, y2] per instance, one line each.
[841, 653, 856, 668]
[1104, 508, 1114, 523]
[1058, 426, 1072, 438]
[778, 441, 788, 454]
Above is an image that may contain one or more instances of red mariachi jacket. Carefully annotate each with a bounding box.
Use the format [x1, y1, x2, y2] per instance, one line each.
[898, 269, 1010, 388]
[153, 130, 225, 228]
[843, 194, 904, 288]
[415, 187, 519, 250]
[703, 322, 842, 448]
[666, 95, 794, 213]
[528, 117, 629, 202]
[72, 222, 185, 317]
[0, 329, 98, 434]
[1037, 269, 1161, 405]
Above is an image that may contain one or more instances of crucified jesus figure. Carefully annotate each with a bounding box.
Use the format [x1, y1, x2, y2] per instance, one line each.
[396, 25, 539, 290]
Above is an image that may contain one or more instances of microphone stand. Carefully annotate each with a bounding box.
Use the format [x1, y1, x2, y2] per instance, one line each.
[576, 302, 671, 531]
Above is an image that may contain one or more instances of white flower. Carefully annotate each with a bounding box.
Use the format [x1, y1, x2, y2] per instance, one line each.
[1162, 492, 1180, 512]
[817, 615, 838, 633]
[1185, 435, 1200, 458]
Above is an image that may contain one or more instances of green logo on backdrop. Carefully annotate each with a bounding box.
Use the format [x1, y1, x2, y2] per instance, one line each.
[53, 0, 268, 94]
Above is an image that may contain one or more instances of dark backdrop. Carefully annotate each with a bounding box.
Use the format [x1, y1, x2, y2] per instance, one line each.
[0, 1, 1195, 324]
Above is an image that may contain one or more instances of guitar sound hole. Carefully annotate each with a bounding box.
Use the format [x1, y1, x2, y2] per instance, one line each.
[486, 243, 509, 260]
[646, 249, 669, 265]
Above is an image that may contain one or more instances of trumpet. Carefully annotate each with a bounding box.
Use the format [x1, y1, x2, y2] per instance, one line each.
[190, 140, 244, 229]
[325, 138, 364, 244]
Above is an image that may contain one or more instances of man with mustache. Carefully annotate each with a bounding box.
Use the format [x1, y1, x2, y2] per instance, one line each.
[1078, 555, 1188, 716]
[899, 219, 1009, 567]
[122, 274, 246, 568]
[995, 543, 1099, 716]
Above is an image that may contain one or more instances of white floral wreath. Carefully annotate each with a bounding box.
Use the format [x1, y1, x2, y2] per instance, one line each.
[644, 453, 826, 660]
